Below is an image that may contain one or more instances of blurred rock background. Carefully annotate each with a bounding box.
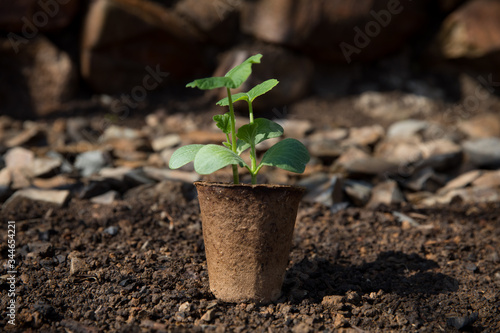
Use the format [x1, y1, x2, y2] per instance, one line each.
[1, 0, 500, 209]
[1, 0, 500, 118]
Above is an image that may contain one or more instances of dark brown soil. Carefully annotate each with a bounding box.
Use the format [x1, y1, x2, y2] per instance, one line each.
[1, 180, 499, 332]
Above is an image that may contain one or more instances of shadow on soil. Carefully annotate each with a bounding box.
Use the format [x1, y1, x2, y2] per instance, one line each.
[283, 251, 459, 303]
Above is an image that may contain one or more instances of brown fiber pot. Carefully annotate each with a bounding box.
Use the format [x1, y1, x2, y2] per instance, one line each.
[194, 181, 305, 303]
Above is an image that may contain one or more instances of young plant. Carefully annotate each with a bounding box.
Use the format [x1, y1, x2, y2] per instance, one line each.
[168, 54, 310, 184]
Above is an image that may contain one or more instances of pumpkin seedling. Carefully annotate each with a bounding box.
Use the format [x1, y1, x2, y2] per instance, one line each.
[168, 54, 310, 184]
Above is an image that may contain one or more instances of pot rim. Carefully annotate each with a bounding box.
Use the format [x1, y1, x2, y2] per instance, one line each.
[194, 181, 306, 192]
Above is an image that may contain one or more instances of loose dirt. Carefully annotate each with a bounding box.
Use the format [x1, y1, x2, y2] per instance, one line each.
[1, 184, 499, 332]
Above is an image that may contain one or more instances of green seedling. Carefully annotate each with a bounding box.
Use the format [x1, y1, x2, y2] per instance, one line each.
[168, 54, 310, 184]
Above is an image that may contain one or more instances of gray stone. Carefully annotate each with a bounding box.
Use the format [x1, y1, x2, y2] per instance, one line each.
[392, 211, 421, 227]
[101, 125, 144, 141]
[3, 188, 70, 208]
[463, 138, 500, 168]
[344, 179, 372, 207]
[178, 302, 190, 313]
[321, 295, 344, 309]
[355, 91, 437, 122]
[375, 137, 423, 165]
[307, 140, 342, 160]
[472, 170, 500, 188]
[344, 157, 399, 176]
[404, 168, 447, 192]
[4, 147, 34, 169]
[422, 187, 500, 206]
[458, 113, 500, 138]
[103, 226, 120, 236]
[367, 180, 405, 208]
[151, 134, 181, 152]
[99, 167, 133, 182]
[9, 168, 31, 189]
[200, 309, 215, 323]
[0, 167, 11, 187]
[344, 125, 385, 147]
[46, 151, 74, 174]
[90, 190, 120, 205]
[437, 170, 483, 194]
[27, 241, 53, 258]
[405, 191, 434, 205]
[70, 256, 89, 276]
[298, 173, 344, 206]
[308, 128, 348, 142]
[334, 146, 371, 169]
[32, 175, 77, 190]
[387, 119, 429, 139]
[31, 157, 62, 178]
[74, 150, 111, 177]
[5, 125, 43, 147]
[275, 119, 313, 139]
[415, 139, 463, 171]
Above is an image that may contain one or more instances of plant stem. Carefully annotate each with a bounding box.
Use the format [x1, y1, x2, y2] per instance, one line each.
[248, 99, 254, 124]
[248, 101, 257, 184]
[226, 87, 239, 184]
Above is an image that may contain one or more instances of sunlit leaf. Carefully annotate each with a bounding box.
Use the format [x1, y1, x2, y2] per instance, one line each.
[246, 79, 279, 102]
[168, 144, 204, 169]
[194, 145, 248, 174]
[224, 54, 262, 88]
[186, 54, 262, 90]
[216, 79, 279, 106]
[216, 93, 249, 106]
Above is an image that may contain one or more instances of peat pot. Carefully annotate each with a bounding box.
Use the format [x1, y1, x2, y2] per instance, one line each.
[194, 181, 305, 303]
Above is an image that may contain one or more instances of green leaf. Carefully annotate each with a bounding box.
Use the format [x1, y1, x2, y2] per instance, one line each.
[168, 144, 204, 169]
[216, 92, 249, 106]
[246, 79, 279, 102]
[186, 54, 262, 90]
[237, 118, 284, 146]
[253, 118, 283, 145]
[194, 145, 248, 174]
[236, 139, 250, 155]
[236, 122, 258, 146]
[224, 54, 262, 88]
[216, 79, 278, 106]
[260, 138, 310, 173]
[186, 77, 233, 90]
[213, 113, 231, 134]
